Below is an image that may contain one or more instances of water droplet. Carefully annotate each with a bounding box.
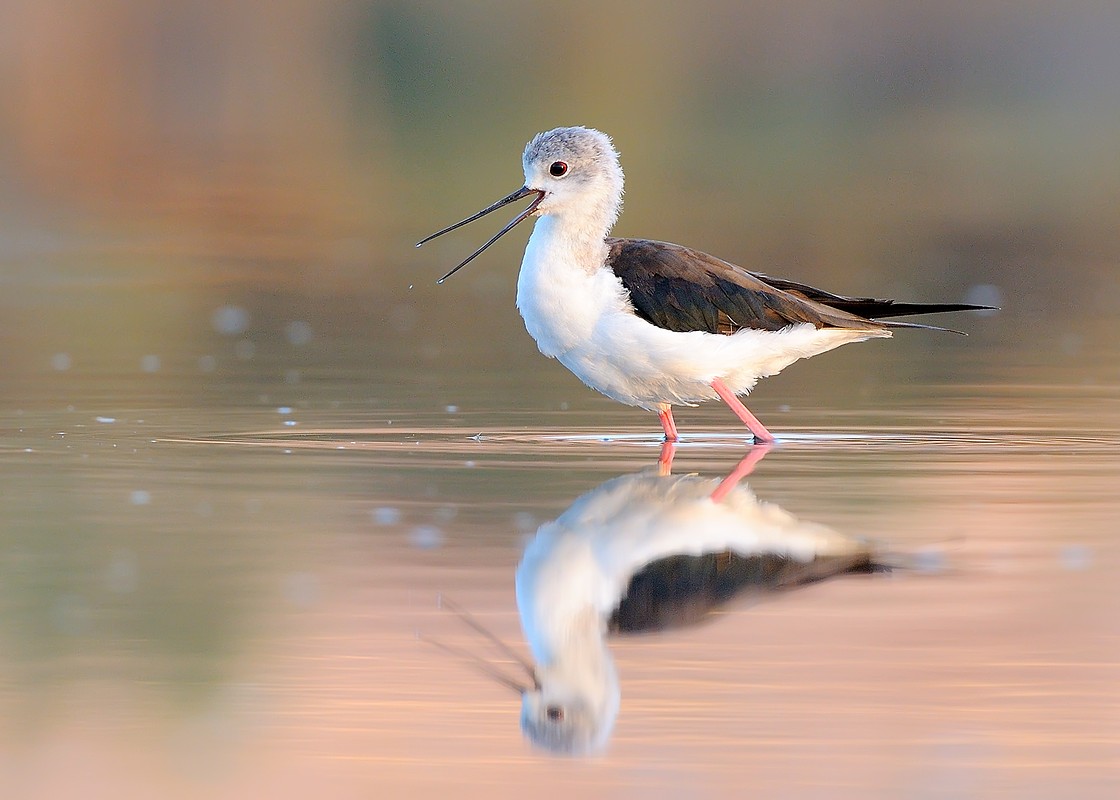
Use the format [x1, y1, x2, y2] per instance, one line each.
[283, 420, 297, 427]
[277, 406, 293, 415]
[372, 507, 401, 525]
[140, 355, 161, 373]
[212, 305, 250, 335]
[285, 320, 313, 346]
[445, 404, 459, 414]
[51, 353, 72, 371]
[96, 416, 116, 424]
[130, 490, 151, 506]
[409, 525, 444, 549]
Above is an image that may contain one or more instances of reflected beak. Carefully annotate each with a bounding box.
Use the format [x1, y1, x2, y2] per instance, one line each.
[423, 594, 543, 695]
[416, 186, 546, 283]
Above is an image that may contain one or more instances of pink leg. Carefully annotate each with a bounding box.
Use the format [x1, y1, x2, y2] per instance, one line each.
[709, 444, 773, 503]
[657, 440, 677, 476]
[657, 408, 680, 442]
[710, 378, 775, 443]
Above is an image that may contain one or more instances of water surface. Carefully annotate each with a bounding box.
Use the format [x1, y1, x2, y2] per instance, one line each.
[2, 331, 1118, 797]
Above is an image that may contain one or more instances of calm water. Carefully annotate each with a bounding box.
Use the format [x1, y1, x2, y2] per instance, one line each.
[1, 290, 1119, 798]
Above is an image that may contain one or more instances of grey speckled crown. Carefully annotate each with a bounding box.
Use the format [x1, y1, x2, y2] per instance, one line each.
[523, 127, 619, 172]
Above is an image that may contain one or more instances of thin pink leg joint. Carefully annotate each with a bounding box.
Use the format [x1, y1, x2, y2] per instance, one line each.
[710, 378, 775, 443]
[657, 408, 680, 442]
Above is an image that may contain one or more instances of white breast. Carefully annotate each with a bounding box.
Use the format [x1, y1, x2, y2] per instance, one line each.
[515, 218, 889, 410]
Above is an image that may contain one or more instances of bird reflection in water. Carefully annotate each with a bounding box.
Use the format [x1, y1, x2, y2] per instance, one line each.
[437, 443, 890, 756]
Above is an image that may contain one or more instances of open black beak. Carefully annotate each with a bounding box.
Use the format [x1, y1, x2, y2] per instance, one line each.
[416, 186, 545, 284]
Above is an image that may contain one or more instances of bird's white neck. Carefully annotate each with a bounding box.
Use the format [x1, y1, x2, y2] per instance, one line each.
[525, 211, 611, 276]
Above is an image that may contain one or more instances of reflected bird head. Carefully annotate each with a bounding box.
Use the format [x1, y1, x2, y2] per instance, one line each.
[519, 667, 620, 756]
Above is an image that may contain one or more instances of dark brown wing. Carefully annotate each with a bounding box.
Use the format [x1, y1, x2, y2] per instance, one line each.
[606, 238, 994, 335]
[608, 550, 884, 636]
[606, 238, 886, 334]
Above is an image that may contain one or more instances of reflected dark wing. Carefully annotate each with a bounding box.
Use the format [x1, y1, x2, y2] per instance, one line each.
[608, 550, 884, 636]
[606, 238, 992, 335]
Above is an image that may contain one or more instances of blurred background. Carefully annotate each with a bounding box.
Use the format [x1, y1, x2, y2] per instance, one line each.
[2, 0, 1118, 395]
[2, 2, 1119, 798]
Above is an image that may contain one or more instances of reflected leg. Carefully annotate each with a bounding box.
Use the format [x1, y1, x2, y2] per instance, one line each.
[709, 444, 773, 503]
[657, 440, 677, 476]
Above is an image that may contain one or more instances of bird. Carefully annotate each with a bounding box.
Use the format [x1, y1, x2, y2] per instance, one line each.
[417, 126, 993, 443]
[511, 449, 884, 754]
[423, 447, 900, 755]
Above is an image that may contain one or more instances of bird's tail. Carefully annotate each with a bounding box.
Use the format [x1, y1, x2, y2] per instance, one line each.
[880, 319, 969, 335]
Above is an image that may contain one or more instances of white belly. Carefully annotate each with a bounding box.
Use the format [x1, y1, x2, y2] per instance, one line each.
[515, 224, 889, 410]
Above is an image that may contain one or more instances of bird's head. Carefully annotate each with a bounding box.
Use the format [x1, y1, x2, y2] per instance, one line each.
[417, 125, 624, 283]
[520, 666, 620, 756]
[521, 126, 624, 222]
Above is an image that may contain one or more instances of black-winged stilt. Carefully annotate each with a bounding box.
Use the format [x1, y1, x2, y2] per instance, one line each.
[418, 126, 992, 442]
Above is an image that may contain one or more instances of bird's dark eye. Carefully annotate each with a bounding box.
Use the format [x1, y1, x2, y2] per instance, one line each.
[546, 705, 564, 721]
[549, 161, 568, 177]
